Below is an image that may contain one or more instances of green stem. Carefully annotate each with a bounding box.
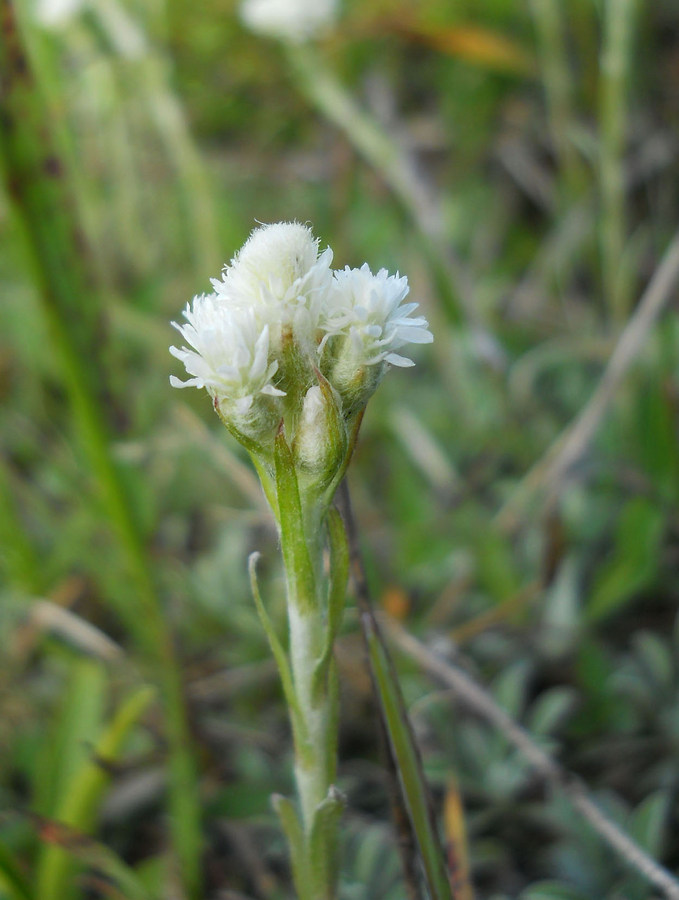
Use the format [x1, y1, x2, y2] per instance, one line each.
[273, 433, 343, 898]
[530, 0, 584, 202]
[599, 0, 636, 322]
[0, 6, 202, 895]
[0, 457, 41, 593]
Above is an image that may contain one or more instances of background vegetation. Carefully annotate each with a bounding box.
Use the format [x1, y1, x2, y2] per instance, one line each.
[1, 0, 679, 898]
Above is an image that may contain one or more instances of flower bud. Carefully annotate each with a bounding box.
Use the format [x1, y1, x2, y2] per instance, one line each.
[293, 381, 347, 491]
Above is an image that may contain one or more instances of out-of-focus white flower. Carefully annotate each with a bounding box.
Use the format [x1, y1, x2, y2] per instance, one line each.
[327, 264, 433, 368]
[240, 0, 338, 43]
[35, 0, 85, 27]
[170, 295, 284, 423]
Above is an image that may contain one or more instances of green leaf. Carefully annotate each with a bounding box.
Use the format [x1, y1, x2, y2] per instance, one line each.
[586, 498, 664, 622]
[476, 529, 522, 603]
[528, 687, 577, 736]
[248, 553, 308, 759]
[35, 659, 107, 822]
[0, 840, 32, 900]
[312, 508, 349, 703]
[361, 614, 453, 900]
[632, 632, 673, 689]
[272, 795, 311, 900]
[30, 817, 151, 900]
[35, 685, 156, 900]
[519, 881, 590, 900]
[631, 792, 669, 858]
[274, 428, 316, 613]
[309, 787, 346, 898]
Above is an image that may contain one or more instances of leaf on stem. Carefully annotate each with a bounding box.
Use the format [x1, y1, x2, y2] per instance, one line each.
[272, 795, 311, 900]
[248, 553, 308, 753]
[274, 427, 316, 613]
[312, 508, 349, 704]
[309, 787, 346, 899]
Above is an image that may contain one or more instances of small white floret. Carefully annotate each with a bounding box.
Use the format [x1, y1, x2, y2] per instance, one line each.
[211, 222, 334, 352]
[169, 295, 284, 414]
[326, 264, 433, 368]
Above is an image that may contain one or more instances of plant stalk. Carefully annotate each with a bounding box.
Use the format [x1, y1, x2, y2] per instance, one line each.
[599, 0, 636, 322]
[264, 432, 345, 899]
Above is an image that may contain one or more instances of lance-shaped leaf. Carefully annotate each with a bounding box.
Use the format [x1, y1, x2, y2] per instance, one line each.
[272, 795, 312, 900]
[362, 612, 453, 900]
[309, 787, 346, 898]
[36, 683, 155, 900]
[248, 553, 309, 761]
[0, 841, 32, 900]
[312, 508, 349, 704]
[274, 427, 317, 614]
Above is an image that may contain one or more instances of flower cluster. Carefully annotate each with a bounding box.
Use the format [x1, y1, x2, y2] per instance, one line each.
[170, 222, 432, 478]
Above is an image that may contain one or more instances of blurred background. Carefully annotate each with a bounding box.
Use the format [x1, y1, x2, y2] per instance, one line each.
[1, 0, 679, 898]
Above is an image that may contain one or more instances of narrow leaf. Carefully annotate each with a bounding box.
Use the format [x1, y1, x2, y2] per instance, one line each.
[312, 508, 349, 703]
[309, 787, 346, 898]
[0, 840, 33, 900]
[36, 685, 155, 900]
[274, 428, 316, 612]
[35, 659, 107, 821]
[248, 553, 308, 756]
[272, 795, 311, 900]
[29, 816, 151, 900]
[362, 613, 453, 900]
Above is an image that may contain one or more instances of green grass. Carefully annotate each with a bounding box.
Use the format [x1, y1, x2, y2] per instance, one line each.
[1, 1, 679, 898]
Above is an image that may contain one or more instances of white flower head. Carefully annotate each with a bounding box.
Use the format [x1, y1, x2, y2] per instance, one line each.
[170, 222, 432, 459]
[170, 294, 284, 430]
[211, 222, 333, 353]
[240, 0, 338, 42]
[327, 264, 432, 366]
[321, 264, 432, 413]
[35, 0, 86, 27]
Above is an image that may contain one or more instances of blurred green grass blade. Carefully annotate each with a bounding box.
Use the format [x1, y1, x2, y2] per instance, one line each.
[0, 8, 203, 895]
[530, 0, 584, 200]
[586, 498, 663, 622]
[599, 0, 637, 321]
[0, 840, 33, 900]
[35, 685, 155, 900]
[0, 457, 40, 593]
[361, 612, 453, 900]
[87, 0, 220, 276]
[30, 816, 151, 900]
[0, 0, 151, 647]
[34, 659, 107, 824]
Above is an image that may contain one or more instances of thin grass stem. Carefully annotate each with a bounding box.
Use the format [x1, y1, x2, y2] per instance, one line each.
[599, 0, 637, 321]
[530, 0, 584, 201]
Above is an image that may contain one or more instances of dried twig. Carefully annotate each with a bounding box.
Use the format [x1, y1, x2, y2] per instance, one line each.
[386, 621, 679, 900]
[498, 229, 679, 531]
